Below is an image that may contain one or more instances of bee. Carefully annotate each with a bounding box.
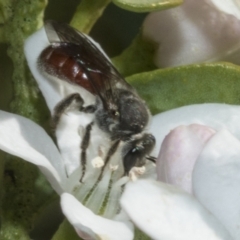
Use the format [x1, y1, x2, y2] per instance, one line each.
[38, 20, 156, 182]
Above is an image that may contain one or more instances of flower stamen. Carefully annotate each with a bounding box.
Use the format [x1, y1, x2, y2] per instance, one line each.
[91, 156, 104, 168]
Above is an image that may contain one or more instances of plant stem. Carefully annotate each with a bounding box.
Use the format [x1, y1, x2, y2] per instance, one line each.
[70, 0, 111, 34]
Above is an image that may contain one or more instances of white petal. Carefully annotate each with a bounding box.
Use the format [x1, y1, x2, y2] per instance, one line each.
[60, 193, 134, 240]
[55, 111, 93, 175]
[56, 111, 111, 176]
[210, 0, 240, 19]
[24, 27, 95, 114]
[193, 129, 240, 240]
[24, 27, 110, 176]
[150, 103, 240, 156]
[143, 0, 240, 67]
[121, 179, 232, 240]
[0, 110, 66, 193]
[24, 27, 63, 113]
[157, 124, 215, 193]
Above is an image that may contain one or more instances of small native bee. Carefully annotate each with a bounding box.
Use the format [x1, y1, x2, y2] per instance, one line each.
[38, 20, 156, 181]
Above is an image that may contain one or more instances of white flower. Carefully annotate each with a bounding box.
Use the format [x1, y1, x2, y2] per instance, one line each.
[143, 0, 240, 67]
[1, 104, 239, 239]
[0, 108, 134, 239]
[121, 104, 240, 240]
[3, 27, 137, 240]
[0, 26, 239, 240]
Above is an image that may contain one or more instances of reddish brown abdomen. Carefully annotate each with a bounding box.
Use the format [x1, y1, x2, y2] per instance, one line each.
[39, 45, 96, 94]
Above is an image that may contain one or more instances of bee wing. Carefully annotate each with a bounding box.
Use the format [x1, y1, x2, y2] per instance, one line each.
[44, 20, 134, 110]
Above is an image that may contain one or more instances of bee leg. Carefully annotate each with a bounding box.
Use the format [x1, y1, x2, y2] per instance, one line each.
[122, 133, 155, 176]
[79, 122, 93, 183]
[123, 154, 156, 176]
[97, 140, 120, 181]
[80, 104, 96, 113]
[123, 151, 139, 176]
[122, 141, 145, 176]
[51, 93, 84, 129]
[84, 140, 120, 199]
[146, 155, 156, 164]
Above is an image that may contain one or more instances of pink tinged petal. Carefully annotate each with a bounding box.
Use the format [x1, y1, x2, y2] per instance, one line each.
[193, 129, 240, 240]
[0, 110, 67, 194]
[150, 104, 240, 156]
[61, 193, 134, 240]
[121, 179, 233, 240]
[143, 0, 240, 67]
[157, 124, 215, 193]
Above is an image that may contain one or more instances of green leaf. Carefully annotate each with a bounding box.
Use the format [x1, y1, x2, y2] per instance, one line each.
[70, 0, 111, 34]
[112, 33, 157, 77]
[134, 228, 151, 240]
[52, 220, 152, 240]
[127, 62, 240, 115]
[4, 0, 49, 123]
[0, 1, 59, 240]
[51, 219, 82, 240]
[30, 197, 64, 239]
[1, 156, 56, 240]
[112, 0, 183, 12]
[0, 26, 6, 43]
[0, 0, 14, 24]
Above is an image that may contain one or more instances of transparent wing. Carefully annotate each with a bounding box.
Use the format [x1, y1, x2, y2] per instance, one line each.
[44, 20, 134, 110]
